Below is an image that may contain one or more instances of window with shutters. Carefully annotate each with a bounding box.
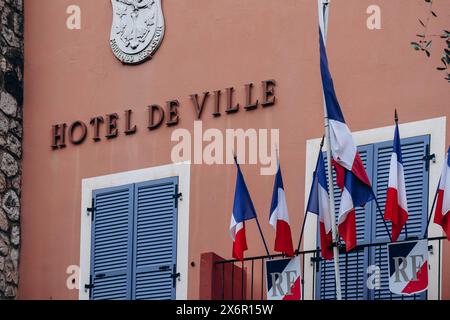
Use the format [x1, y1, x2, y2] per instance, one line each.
[89, 177, 179, 300]
[316, 135, 430, 300]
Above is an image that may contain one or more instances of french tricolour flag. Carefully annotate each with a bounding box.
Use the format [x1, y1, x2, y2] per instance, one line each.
[269, 165, 294, 257]
[306, 152, 333, 260]
[230, 162, 257, 261]
[434, 147, 450, 239]
[319, 28, 373, 251]
[384, 123, 409, 242]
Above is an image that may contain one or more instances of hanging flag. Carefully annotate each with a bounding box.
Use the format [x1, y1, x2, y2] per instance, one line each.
[387, 240, 429, 295]
[434, 147, 450, 239]
[229, 162, 257, 261]
[384, 122, 409, 242]
[338, 170, 374, 251]
[266, 257, 302, 300]
[319, 28, 373, 251]
[306, 152, 333, 260]
[269, 165, 294, 257]
[319, 29, 371, 188]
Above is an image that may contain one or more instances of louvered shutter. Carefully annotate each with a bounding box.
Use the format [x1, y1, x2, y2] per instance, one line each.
[317, 146, 372, 300]
[90, 184, 134, 300]
[370, 135, 429, 300]
[132, 177, 178, 300]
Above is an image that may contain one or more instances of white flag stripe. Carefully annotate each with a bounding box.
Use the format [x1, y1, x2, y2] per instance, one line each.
[388, 153, 399, 188]
[329, 119, 357, 171]
[318, 185, 332, 234]
[388, 152, 408, 212]
[338, 187, 354, 225]
[441, 154, 450, 217]
[397, 164, 408, 211]
[270, 188, 290, 228]
[229, 216, 243, 241]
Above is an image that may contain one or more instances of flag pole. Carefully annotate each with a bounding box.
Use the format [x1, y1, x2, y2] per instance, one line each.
[233, 153, 272, 259]
[395, 109, 409, 239]
[319, 0, 342, 300]
[255, 214, 272, 259]
[297, 136, 325, 252]
[424, 184, 439, 238]
[372, 191, 393, 242]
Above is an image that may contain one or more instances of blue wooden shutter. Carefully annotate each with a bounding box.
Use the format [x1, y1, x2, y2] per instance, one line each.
[370, 135, 429, 300]
[317, 146, 372, 300]
[90, 184, 134, 300]
[132, 177, 178, 300]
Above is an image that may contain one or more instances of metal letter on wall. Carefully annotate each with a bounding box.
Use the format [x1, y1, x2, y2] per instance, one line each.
[110, 0, 165, 64]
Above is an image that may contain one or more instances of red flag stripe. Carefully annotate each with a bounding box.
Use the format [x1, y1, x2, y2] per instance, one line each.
[434, 190, 450, 240]
[274, 220, 295, 257]
[338, 209, 357, 252]
[232, 225, 248, 261]
[385, 187, 409, 242]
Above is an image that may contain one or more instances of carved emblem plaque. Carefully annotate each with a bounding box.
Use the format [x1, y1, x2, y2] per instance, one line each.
[110, 0, 165, 64]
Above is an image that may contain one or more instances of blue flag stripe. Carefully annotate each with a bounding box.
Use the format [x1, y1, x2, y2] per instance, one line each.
[232, 163, 257, 223]
[393, 124, 403, 164]
[319, 28, 346, 123]
[270, 166, 284, 217]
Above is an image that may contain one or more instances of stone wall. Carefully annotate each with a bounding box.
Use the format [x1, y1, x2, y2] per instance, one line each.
[0, 0, 23, 299]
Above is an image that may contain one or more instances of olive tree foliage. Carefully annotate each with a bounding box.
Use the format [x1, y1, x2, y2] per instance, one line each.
[410, 0, 450, 83]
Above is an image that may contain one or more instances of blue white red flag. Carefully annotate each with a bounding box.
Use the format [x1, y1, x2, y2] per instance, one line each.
[434, 147, 450, 240]
[230, 162, 257, 261]
[319, 28, 373, 251]
[319, 29, 371, 188]
[269, 165, 294, 257]
[338, 170, 373, 250]
[384, 123, 409, 242]
[266, 257, 302, 300]
[387, 240, 428, 295]
[306, 152, 333, 260]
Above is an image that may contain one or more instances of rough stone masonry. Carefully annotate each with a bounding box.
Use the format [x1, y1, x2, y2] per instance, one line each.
[0, 0, 23, 299]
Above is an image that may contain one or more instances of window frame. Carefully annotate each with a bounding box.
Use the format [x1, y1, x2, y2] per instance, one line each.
[303, 117, 446, 300]
[315, 136, 430, 300]
[79, 162, 191, 300]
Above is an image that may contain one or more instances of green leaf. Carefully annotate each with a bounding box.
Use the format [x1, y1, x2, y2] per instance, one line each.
[417, 34, 425, 38]
[425, 50, 431, 57]
[425, 40, 432, 49]
[410, 42, 422, 50]
[419, 19, 425, 27]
